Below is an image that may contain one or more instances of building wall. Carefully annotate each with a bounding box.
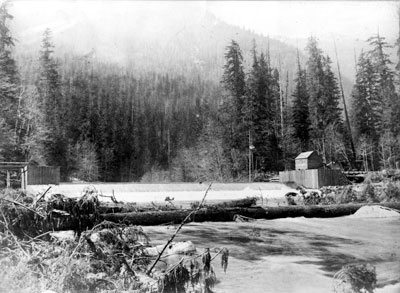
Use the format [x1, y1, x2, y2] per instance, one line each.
[317, 169, 347, 187]
[295, 153, 323, 170]
[279, 169, 346, 188]
[295, 159, 308, 170]
[308, 153, 323, 169]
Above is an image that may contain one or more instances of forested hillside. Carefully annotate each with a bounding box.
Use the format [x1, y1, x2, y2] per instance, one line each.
[1, 2, 400, 183]
[11, 2, 305, 93]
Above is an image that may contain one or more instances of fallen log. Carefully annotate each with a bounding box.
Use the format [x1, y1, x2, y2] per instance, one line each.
[99, 202, 400, 226]
[49, 197, 258, 214]
[204, 197, 257, 208]
[100, 197, 257, 213]
[97, 202, 140, 213]
[11, 201, 399, 234]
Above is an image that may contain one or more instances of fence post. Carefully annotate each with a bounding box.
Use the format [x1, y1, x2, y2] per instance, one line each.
[6, 170, 10, 188]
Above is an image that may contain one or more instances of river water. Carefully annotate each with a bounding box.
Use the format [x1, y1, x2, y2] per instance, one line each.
[145, 216, 400, 293]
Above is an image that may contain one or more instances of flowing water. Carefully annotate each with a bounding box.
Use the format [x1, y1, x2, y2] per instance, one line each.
[145, 217, 400, 293]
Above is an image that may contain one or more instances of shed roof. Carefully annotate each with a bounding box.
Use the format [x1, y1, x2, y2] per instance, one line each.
[295, 151, 316, 160]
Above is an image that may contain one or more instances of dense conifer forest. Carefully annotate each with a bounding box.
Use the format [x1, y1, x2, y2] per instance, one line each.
[1, 2, 400, 183]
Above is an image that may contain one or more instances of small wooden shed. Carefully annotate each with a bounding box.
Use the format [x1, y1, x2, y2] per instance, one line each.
[0, 162, 60, 190]
[295, 151, 323, 170]
[0, 162, 29, 189]
[279, 169, 348, 188]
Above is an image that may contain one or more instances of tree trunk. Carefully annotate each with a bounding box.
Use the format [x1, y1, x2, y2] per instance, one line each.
[49, 197, 258, 214]
[98, 202, 400, 226]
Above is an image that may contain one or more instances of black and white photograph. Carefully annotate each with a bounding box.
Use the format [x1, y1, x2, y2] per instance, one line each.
[0, 0, 399, 292]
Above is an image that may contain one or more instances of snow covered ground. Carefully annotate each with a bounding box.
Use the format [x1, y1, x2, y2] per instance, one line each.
[26, 182, 296, 206]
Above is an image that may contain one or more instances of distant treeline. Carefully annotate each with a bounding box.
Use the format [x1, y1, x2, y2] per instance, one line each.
[1, 3, 400, 183]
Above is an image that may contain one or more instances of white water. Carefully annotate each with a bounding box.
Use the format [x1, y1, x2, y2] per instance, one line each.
[145, 217, 400, 293]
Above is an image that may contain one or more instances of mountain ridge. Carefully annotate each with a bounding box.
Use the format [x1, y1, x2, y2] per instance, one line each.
[10, 2, 358, 101]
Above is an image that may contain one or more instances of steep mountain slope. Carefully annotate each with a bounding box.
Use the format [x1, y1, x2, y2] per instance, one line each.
[10, 2, 302, 97]
[10, 1, 358, 102]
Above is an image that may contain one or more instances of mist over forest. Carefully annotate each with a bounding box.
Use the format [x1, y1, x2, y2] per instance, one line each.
[1, 1, 399, 182]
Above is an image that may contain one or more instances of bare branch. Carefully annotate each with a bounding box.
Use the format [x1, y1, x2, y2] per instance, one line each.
[146, 182, 212, 275]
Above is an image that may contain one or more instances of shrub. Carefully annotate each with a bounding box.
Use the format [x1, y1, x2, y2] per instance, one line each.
[333, 263, 376, 293]
[69, 140, 99, 182]
[140, 165, 171, 183]
[384, 182, 400, 202]
[360, 183, 379, 203]
[303, 191, 322, 205]
[369, 172, 384, 183]
[390, 170, 400, 181]
[339, 187, 358, 204]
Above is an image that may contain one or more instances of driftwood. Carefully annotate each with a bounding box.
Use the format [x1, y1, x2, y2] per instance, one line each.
[147, 182, 213, 275]
[99, 202, 400, 226]
[206, 197, 257, 208]
[100, 197, 257, 213]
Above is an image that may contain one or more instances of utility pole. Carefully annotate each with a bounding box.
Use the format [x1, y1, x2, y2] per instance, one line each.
[278, 56, 284, 140]
[248, 130, 255, 182]
[168, 128, 171, 181]
[334, 39, 356, 168]
[278, 56, 285, 169]
[285, 71, 289, 108]
[248, 129, 251, 182]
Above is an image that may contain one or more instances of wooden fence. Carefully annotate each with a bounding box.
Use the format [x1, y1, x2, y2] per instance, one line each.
[279, 168, 348, 188]
[21, 166, 60, 188]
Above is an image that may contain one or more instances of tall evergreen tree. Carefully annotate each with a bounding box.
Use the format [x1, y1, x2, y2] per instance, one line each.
[0, 2, 19, 160]
[37, 29, 67, 175]
[221, 40, 246, 149]
[305, 37, 325, 136]
[321, 56, 342, 127]
[244, 43, 280, 172]
[367, 34, 398, 135]
[396, 5, 400, 75]
[292, 54, 310, 150]
[38, 29, 62, 125]
[0, 2, 17, 84]
[306, 37, 343, 162]
[351, 52, 380, 142]
[220, 40, 247, 177]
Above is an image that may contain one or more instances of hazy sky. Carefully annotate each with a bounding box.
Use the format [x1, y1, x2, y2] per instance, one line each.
[10, 1, 398, 41]
[206, 1, 397, 40]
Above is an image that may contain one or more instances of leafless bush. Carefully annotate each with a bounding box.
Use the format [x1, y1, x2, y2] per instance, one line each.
[333, 263, 377, 293]
[0, 184, 229, 293]
[383, 182, 400, 201]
